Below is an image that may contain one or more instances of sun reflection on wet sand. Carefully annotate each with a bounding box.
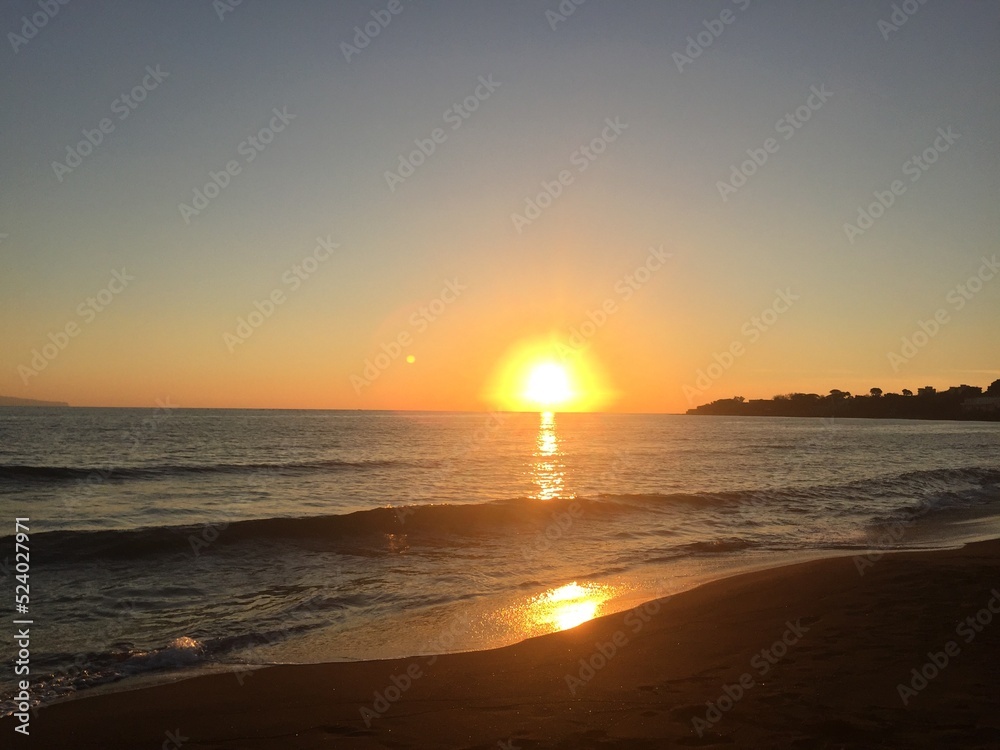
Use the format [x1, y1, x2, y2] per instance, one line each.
[483, 582, 619, 644]
[531, 411, 568, 500]
[527, 582, 615, 632]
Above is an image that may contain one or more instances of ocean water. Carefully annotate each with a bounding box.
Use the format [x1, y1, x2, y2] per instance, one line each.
[2, 407, 1000, 712]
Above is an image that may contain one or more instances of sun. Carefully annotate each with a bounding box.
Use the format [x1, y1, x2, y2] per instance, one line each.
[486, 337, 615, 412]
[524, 362, 572, 408]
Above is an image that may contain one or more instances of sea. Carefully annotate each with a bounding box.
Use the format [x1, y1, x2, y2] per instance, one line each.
[2, 407, 999, 714]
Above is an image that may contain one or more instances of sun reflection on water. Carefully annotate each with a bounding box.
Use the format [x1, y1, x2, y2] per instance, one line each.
[531, 411, 568, 500]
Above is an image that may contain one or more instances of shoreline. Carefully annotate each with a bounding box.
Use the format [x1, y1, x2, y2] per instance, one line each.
[8, 538, 1000, 748]
[8, 500, 999, 717]
[3, 540, 972, 709]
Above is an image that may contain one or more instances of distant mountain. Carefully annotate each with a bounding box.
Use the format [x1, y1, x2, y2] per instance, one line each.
[0, 395, 70, 407]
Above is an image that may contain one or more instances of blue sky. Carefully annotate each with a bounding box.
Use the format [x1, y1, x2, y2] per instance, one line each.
[2, 0, 997, 409]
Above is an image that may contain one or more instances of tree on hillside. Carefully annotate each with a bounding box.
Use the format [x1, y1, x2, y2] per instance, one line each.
[988, 379, 1000, 396]
[870, 387, 883, 398]
[902, 389, 913, 397]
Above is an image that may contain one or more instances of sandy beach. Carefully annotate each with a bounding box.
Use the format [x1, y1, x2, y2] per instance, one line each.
[8, 539, 999, 749]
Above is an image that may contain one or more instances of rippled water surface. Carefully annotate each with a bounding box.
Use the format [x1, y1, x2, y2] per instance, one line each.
[2, 408, 999, 711]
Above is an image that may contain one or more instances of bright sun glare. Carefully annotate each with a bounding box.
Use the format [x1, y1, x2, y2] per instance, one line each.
[524, 362, 572, 408]
[487, 338, 614, 412]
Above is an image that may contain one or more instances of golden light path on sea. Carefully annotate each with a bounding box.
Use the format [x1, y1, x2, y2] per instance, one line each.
[531, 410, 567, 501]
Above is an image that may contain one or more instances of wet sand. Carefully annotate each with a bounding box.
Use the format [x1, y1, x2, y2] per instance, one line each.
[10, 540, 1000, 749]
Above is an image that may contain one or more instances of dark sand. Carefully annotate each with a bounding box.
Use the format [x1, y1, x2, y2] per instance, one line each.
[9, 540, 1000, 749]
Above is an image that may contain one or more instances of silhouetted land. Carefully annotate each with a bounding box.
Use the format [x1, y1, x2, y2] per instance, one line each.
[0, 395, 70, 407]
[688, 380, 1000, 422]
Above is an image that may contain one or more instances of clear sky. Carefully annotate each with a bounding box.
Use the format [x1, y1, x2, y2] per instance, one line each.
[2, 0, 997, 411]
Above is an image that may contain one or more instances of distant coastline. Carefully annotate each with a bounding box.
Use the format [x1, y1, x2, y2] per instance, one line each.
[0, 395, 70, 407]
[688, 380, 1000, 422]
